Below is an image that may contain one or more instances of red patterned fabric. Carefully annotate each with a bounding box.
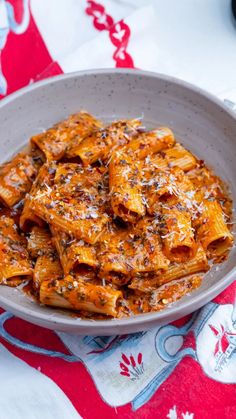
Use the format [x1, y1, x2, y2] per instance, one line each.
[85, 1, 134, 68]
[0, 2, 236, 418]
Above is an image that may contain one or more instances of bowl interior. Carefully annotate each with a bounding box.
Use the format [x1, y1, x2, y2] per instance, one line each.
[0, 70, 235, 335]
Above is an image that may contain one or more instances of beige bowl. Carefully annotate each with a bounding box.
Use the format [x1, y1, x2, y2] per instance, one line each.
[0, 69, 235, 335]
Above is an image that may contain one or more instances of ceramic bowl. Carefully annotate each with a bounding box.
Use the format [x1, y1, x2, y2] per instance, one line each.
[0, 69, 235, 335]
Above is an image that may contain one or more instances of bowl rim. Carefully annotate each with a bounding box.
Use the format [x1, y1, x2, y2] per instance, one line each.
[1, 67, 236, 120]
[0, 68, 235, 331]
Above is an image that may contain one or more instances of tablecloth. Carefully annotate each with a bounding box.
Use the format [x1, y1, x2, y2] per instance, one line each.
[0, 1, 236, 418]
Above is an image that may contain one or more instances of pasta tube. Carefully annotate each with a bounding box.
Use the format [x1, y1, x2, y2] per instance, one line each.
[33, 254, 63, 291]
[19, 163, 55, 231]
[129, 245, 208, 292]
[126, 127, 175, 159]
[127, 276, 202, 314]
[66, 119, 140, 164]
[109, 151, 145, 222]
[31, 111, 102, 161]
[143, 167, 193, 214]
[161, 206, 196, 262]
[31, 164, 109, 244]
[197, 200, 233, 257]
[134, 217, 170, 273]
[27, 226, 55, 258]
[98, 226, 134, 286]
[0, 216, 33, 285]
[98, 220, 169, 285]
[148, 275, 202, 309]
[40, 275, 122, 317]
[0, 153, 37, 207]
[51, 227, 98, 276]
[163, 143, 197, 172]
[19, 199, 45, 232]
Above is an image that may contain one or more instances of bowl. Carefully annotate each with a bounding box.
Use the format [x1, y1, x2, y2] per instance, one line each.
[0, 69, 235, 335]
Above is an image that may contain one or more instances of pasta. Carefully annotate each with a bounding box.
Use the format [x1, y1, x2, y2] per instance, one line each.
[40, 275, 122, 317]
[196, 200, 233, 259]
[0, 111, 234, 318]
[127, 276, 202, 314]
[160, 206, 196, 262]
[162, 143, 197, 172]
[0, 216, 33, 285]
[147, 275, 202, 309]
[66, 119, 141, 164]
[19, 163, 55, 231]
[51, 226, 98, 276]
[125, 127, 175, 159]
[31, 111, 102, 161]
[0, 153, 37, 207]
[142, 166, 194, 214]
[98, 219, 169, 286]
[33, 254, 63, 291]
[109, 151, 145, 222]
[129, 245, 209, 292]
[27, 226, 55, 259]
[30, 164, 109, 244]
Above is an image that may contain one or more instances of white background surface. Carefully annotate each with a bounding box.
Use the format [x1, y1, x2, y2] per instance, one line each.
[31, 0, 236, 101]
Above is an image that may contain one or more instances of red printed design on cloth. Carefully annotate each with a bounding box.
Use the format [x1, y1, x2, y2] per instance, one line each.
[85, 0, 134, 68]
[86, 0, 114, 30]
[209, 323, 236, 357]
[1, 299, 236, 419]
[119, 352, 144, 379]
[0, 0, 62, 97]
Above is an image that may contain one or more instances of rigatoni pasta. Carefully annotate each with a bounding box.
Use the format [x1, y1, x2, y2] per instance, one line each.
[98, 220, 169, 286]
[40, 275, 122, 317]
[142, 166, 193, 214]
[27, 226, 54, 259]
[125, 127, 175, 159]
[109, 151, 145, 223]
[160, 206, 196, 262]
[33, 254, 63, 291]
[0, 153, 37, 207]
[0, 111, 234, 318]
[66, 119, 141, 164]
[19, 163, 55, 231]
[51, 226, 98, 276]
[161, 143, 197, 172]
[129, 245, 209, 292]
[196, 200, 233, 258]
[31, 111, 102, 161]
[0, 216, 33, 285]
[30, 164, 109, 244]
